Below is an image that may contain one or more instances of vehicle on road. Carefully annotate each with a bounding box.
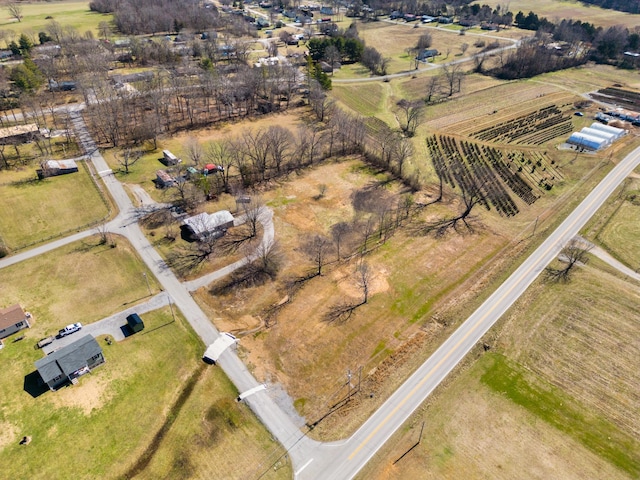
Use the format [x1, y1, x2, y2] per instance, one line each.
[58, 322, 82, 338]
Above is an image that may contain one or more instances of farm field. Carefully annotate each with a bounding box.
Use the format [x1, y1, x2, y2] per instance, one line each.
[357, 260, 640, 479]
[0, 161, 109, 251]
[473, 0, 640, 29]
[0, 0, 109, 39]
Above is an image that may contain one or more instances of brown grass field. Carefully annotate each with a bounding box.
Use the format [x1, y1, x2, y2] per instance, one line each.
[190, 135, 618, 439]
[358, 257, 640, 479]
[475, 0, 640, 29]
[588, 176, 640, 269]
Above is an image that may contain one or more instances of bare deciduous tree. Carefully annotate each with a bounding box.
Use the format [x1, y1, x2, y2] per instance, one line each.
[116, 147, 142, 174]
[441, 63, 464, 97]
[396, 99, 425, 137]
[331, 221, 351, 260]
[184, 137, 204, 166]
[356, 261, 371, 304]
[303, 234, 332, 276]
[7, 2, 23, 23]
[545, 239, 592, 283]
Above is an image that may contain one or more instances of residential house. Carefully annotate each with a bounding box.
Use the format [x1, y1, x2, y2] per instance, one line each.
[181, 210, 234, 240]
[416, 49, 439, 62]
[0, 124, 40, 145]
[35, 335, 105, 390]
[0, 304, 31, 339]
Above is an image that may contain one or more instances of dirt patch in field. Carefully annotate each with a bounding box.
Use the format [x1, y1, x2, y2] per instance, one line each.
[0, 421, 18, 449]
[50, 371, 116, 415]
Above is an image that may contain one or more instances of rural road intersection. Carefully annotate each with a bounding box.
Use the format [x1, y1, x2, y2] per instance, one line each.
[1, 103, 639, 478]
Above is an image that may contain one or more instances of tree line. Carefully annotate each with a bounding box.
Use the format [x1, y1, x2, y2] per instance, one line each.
[89, 0, 220, 35]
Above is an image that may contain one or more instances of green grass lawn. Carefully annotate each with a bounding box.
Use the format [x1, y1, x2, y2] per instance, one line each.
[596, 190, 640, 270]
[0, 0, 111, 40]
[0, 235, 287, 478]
[0, 235, 161, 331]
[102, 142, 187, 204]
[0, 161, 109, 251]
[332, 83, 386, 117]
[136, 366, 291, 480]
[0, 307, 203, 480]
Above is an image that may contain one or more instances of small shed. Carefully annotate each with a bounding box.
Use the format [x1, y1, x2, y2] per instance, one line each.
[156, 169, 176, 188]
[126, 313, 144, 333]
[162, 150, 181, 166]
[37, 159, 79, 179]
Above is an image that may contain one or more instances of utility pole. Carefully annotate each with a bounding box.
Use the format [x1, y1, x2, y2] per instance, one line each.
[346, 369, 352, 402]
[532, 216, 539, 237]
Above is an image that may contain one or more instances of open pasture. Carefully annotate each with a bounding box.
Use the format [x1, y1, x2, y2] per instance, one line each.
[473, 0, 640, 29]
[0, 0, 109, 39]
[0, 161, 109, 251]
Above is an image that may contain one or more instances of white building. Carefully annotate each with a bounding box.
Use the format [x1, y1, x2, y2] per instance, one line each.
[181, 210, 234, 240]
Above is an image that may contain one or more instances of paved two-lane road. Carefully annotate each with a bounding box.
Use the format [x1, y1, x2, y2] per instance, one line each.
[296, 146, 640, 479]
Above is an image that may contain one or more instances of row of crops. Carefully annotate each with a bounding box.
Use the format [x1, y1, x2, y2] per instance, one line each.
[426, 135, 562, 217]
[470, 104, 573, 146]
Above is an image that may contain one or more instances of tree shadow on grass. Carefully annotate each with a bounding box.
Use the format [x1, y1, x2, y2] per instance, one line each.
[24, 371, 48, 398]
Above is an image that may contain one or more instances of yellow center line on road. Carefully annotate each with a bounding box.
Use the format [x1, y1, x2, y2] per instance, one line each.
[346, 167, 626, 462]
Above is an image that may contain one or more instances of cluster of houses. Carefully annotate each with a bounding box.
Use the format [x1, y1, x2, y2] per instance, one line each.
[156, 150, 224, 189]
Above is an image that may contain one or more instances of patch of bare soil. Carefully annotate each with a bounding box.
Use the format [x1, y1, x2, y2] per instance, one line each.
[0, 421, 17, 450]
[50, 372, 115, 415]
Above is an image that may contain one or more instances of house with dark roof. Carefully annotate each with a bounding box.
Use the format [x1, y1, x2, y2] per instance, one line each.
[35, 335, 105, 391]
[0, 304, 31, 339]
